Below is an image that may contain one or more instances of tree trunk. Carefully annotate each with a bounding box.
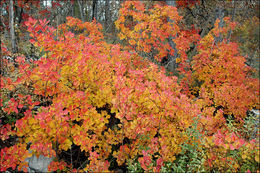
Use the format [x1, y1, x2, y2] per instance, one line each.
[77, 0, 85, 22]
[227, 0, 236, 43]
[105, 0, 110, 32]
[71, 1, 75, 17]
[9, 0, 18, 54]
[164, 0, 178, 72]
[74, 1, 80, 19]
[214, 6, 225, 43]
[18, 6, 24, 24]
[92, 0, 97, 21]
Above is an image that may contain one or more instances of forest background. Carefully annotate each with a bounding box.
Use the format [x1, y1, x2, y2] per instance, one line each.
[0, 0, 259, 172]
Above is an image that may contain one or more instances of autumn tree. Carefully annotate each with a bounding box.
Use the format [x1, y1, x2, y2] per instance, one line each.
[0, 1, 259, 172]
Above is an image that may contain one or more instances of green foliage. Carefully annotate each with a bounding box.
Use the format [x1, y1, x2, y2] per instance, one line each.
[243, 111, 259, 140]
[4, 113, 17, 125]
[127, 159, 144, 173]
[161, 115, 206, 173]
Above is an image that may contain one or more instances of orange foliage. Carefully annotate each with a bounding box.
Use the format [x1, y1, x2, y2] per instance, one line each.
[191, 18, 259, 121]
[0, 2, 259, 172]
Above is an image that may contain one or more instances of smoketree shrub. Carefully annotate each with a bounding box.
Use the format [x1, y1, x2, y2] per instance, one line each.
[0, 1, 259, 172]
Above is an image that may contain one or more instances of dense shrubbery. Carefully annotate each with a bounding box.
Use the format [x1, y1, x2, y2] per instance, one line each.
[0, 1, 259, 172]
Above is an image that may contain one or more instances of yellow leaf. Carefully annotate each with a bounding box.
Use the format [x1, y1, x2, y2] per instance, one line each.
[28, 118, 36, 125]
[255, 154, 259, 163]
[176, 58, 181, 63]
[242, 153, 247, 160]
[60, 139, 72, 151]
[49, 121, 56, 129]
